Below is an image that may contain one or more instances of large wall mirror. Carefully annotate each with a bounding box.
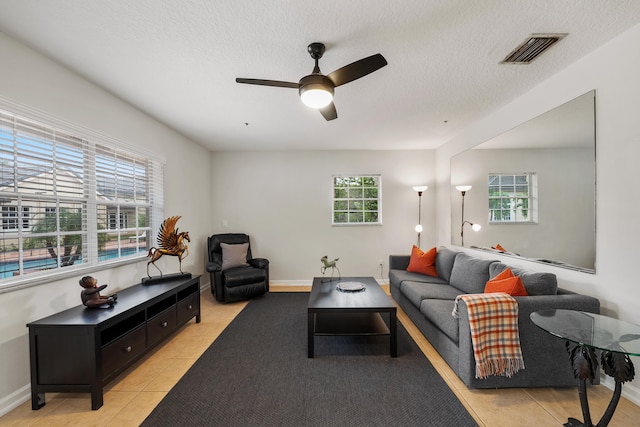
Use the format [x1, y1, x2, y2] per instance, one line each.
[450, 90, 596, 273]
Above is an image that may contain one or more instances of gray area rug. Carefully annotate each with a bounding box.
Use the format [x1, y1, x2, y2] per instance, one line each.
[141, 292, 478, 426]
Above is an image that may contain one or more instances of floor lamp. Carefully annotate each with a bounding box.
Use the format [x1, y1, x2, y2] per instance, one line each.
[455, 185, 481, 246]
[413, 185, 428, 247]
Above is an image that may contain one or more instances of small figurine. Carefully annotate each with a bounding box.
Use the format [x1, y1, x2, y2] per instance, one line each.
[320, 255, 341, 281]
[79, 276, 118, 308]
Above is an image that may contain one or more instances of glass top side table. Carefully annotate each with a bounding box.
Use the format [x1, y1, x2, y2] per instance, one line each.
[531, 309, 639, 427]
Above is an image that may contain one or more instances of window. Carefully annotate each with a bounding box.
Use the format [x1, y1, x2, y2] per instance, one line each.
[488, 173, 537, 223]
[21, 206, 30, 230]
[1, 206, 18, 230]
[332, 175, 381, 225]
[108, 212, 128, 230]
[0, 107, 164, 287]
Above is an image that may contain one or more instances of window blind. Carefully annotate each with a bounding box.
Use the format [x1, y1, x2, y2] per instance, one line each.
[0, 106, 164, 289]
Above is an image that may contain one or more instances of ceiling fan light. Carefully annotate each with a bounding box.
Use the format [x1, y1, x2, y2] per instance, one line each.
[299, 74, 334, 109]
[300, 87, 333, 109]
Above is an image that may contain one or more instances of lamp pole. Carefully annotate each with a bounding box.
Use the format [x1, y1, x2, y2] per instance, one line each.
[413, 186, 428, 248]
[417, 191, 423, 247]
[455, 186, 472, 246]
[460, 190, 466, 246]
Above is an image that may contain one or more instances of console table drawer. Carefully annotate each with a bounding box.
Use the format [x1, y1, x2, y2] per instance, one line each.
[147, 306, 177, 345]
[177, 294, 199, 324]
[102, 325, 146, 378]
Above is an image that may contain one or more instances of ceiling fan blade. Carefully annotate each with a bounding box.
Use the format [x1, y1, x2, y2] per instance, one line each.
[235, 78, 298, 89]
[320, 102, 337, 121]
[327, 53, 387, 87]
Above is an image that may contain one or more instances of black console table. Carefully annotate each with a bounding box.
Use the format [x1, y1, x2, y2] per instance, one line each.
[27, 274, 201, 410]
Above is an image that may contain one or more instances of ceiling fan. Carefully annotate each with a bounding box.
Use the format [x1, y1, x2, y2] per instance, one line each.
[235, 42, 387, 121]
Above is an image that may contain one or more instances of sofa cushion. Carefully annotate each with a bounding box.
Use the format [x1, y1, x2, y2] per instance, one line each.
[435, 247, 459, 282]
[400, 280, 461, 307]
[448, 253, 495, 294]
[407, 245, 438, 277]
[389, 269, 447, 290]
[490, 263, 557, 295]
[420, 299, 459, 342]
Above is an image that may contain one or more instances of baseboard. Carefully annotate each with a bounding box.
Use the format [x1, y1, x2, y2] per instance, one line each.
[0, 384, 30, 417]
[270, 280, 312, 286]
[200, 280, 211, 293]
[270, 278, 389, 286]
[600, 373, 640, 407]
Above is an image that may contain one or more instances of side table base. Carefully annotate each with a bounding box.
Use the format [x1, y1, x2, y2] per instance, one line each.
[565, 342, 635, 427]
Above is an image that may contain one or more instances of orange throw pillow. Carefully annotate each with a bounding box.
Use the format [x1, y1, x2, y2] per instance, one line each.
[406, 245, 438, 277]
[485, 275, 529, 296]
[491, 267, 514, 281]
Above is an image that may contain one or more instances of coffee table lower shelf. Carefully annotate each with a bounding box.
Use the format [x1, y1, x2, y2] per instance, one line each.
[313, 312, 390, 336]
[308, 311, 396, 358]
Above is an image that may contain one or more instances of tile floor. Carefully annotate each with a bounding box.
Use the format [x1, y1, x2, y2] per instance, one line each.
[0, 284, 638, 426]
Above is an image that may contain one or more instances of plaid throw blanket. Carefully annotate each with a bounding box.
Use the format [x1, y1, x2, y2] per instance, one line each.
[452, 293, 525, 379]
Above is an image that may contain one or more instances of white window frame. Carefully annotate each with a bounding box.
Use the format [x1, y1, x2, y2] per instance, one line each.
[332, 174, 382, 225]
[1, 206, 19, 230]
[0, 104, 164, 291]
[488, 172, 537, 223]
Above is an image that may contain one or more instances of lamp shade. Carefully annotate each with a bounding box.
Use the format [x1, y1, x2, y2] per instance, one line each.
[412, 185, 428, 192]
[456, 185, 472, 192]
[471, 223, 482, 232]
[415, 224, 423, 233]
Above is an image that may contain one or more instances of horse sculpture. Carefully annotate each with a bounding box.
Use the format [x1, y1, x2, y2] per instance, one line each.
[147, 216, 190, 277]
[320, 255, 341, 281]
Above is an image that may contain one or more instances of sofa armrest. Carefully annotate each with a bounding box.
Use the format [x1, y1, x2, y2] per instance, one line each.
[389, 255, 410, 270]
[455, 293, 600, 341]
[514, 293, 600, 318]
[455, 292, 600, 387]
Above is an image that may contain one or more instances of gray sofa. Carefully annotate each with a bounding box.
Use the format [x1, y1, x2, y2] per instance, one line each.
[389, 247, 600, 388]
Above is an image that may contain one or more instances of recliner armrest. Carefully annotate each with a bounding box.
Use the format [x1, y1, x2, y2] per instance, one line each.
[206, 262, 222, 273]
[249, 258, 269, 269]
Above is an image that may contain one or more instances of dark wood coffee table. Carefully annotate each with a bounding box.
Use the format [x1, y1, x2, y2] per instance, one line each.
[307, 276, 397, 358]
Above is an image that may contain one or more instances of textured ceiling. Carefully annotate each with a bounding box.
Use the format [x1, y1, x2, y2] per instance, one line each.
[0, 0, 639, 151]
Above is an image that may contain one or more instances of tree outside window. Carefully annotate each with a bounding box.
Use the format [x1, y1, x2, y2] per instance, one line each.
[333, 175, 382, 225]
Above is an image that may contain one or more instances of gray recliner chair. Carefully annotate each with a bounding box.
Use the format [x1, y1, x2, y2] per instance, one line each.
[206, 233, 269, 303]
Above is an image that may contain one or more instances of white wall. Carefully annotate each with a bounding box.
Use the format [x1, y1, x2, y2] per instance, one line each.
[436, 23, 640, 402]
[210, 150, 435, 282]
[0, 33, 212, 414]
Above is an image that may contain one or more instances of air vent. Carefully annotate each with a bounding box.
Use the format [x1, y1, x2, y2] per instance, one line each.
[501, 33, 567, 64]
